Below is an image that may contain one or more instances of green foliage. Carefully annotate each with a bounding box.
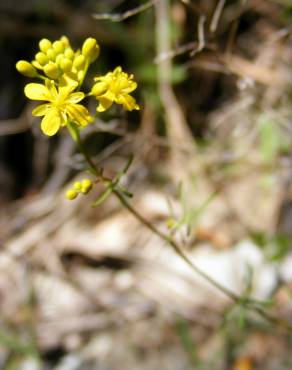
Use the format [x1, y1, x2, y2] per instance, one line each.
[175, 318, 202, 369]
[258, 114, 290, 162]
[167, 184, 217, 234]
[93, 155, 133, 207]
[137, 63, 187, 85]
[251, 231, 291, 261]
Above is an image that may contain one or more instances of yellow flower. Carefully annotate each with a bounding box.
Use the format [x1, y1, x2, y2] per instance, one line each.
[24, 79, 92, 136]
[91, 66, 140, 112]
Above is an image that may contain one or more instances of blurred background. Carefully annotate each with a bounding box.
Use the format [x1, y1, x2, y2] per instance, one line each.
[1, 0, 292, 369]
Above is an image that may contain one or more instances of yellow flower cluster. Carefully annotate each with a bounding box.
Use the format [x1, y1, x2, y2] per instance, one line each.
[17, 36, 99, 85]
[16, 36, 140, 136]
[65, 178, 93, 200]
[91, 67, 140, 112]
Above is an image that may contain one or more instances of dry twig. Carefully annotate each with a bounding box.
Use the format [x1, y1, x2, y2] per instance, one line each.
[93, 0, 156, 22]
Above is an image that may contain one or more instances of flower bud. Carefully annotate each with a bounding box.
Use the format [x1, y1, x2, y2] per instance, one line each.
[73, 181, 82, 191]
[39, 38, 52, 52]
[35, 52, 49, 66]
[64, 47, 74, 59]
[81, 179, 93, 194]
[73, 54, 86, 70]
[16, 60, 38, 77]
[44, 62, 59, 79]
[60, 58, 72, 72]
[77, 70, 85, 81]
[91, 82, 108, 96]
[60, 36, 70, 48]
[46, 48, 57, 60]
[53, 40, 64, 54]
[82, 38, 100, 62]
[65, 189, 78, 200]
[55, 54, 64, 64]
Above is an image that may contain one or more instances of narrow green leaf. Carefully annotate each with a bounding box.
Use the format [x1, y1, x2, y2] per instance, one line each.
[92, 187, 113, 207]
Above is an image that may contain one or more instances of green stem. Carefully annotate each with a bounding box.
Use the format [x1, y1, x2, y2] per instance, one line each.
[70, 126, 292, 331]
[77, 60, 90, 91]
[113, 189, 238, 301]
[73, 127, 99, 176]
[72, 126, 238, 300]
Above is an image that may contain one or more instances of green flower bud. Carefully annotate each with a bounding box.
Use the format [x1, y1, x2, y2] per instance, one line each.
[35, 52, 49, 66]
[39, 38, 52, 53]
[16, 60, 38, 77]
[44, 62, 59, 79]
[82, 38, 100, 62]
[65, 189, 78, 200]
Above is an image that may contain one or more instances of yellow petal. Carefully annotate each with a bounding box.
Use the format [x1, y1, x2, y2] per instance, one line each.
[122, 81, 137, 94]
[116, 94, 140, 111]
[59, 73, 79, 90]
[67, 92, 84, 104]
[32, 104, 51, 116]
[40, 108, 62, 136]
[66, 104, 92, 126]
[96, 98, 113, 112]
[45, 79, 58, 100]
[31, 60, 43, 70]
[113, 66, 122, 74]
[24, 83, 51, 101]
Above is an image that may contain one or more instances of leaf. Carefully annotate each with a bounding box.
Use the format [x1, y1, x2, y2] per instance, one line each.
[92, 186, 113, 207]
